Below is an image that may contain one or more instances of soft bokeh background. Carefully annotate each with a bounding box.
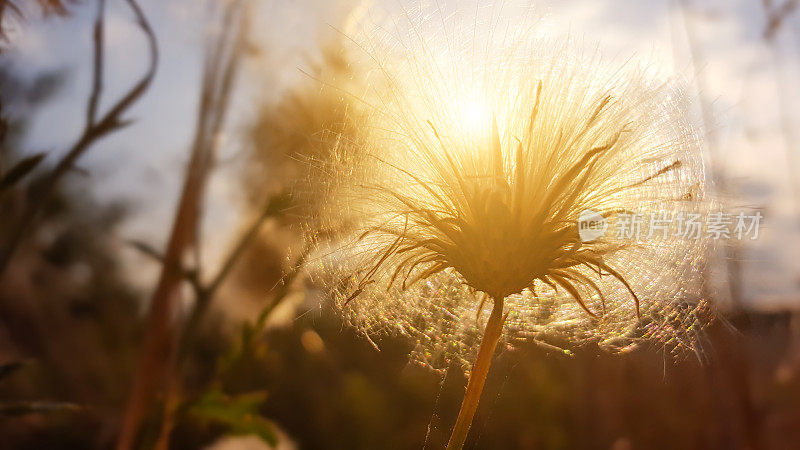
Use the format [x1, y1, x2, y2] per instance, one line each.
[0, 0, 799, 449]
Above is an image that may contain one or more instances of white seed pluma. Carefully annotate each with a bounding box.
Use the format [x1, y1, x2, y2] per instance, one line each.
[304, 3, 712, 446]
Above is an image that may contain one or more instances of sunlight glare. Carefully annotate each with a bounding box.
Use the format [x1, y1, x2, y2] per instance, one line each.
[460, 96, 490, 136]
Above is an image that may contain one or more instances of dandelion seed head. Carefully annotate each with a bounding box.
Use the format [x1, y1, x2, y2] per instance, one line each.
[305, 2, 712, 371]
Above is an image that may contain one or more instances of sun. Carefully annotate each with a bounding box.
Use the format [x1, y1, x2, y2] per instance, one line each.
[460, 96, 490, 134]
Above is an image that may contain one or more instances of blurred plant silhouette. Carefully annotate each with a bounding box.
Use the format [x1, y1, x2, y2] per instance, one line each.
[1, 1, 800, 450]
[0, 0, 73, 42]
[0, 0, 157, 276]
[0, 65, 142, 448]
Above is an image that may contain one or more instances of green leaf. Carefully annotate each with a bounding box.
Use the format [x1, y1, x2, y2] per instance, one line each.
[188, 389, 277, 446]
[0, 153, 46, 192]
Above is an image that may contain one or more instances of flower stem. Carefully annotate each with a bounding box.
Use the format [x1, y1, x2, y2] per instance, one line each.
[446, 296, 505, 450]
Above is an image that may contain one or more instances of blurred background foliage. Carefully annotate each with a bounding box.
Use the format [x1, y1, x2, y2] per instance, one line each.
[0, 1, 800, 449]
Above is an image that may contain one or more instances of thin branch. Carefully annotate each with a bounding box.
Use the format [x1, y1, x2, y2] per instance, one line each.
[212, 196, 287, 296]
[180, 193, 286, 358]
[126, 239, 165, 263]
[254, 243, 312, 333]
[127, 238, 205, 295]
[87, 0, 105, 125]
[763, 0, 799, 39]
[0, 0, 158, 276]
[118, 1, 248, 448]
[127, 192, 290, 349]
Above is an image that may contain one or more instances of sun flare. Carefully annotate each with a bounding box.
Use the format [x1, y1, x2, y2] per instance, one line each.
[460, 97, 490, 135]
[301, 2, 714, 448]
[309, 1, 709, 371]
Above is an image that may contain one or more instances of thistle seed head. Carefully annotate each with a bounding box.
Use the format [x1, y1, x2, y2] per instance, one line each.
[305, 3, 711, 369]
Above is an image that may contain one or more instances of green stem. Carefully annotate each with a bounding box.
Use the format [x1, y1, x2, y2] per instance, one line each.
[446, 296, 505, 450]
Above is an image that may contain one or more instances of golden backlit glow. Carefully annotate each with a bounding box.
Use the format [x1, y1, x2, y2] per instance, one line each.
[307, 2, 710, 370]
[460, 97, 490, 136]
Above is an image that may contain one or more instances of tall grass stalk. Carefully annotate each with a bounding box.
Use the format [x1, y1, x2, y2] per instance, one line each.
[446, 296, 504, 450]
